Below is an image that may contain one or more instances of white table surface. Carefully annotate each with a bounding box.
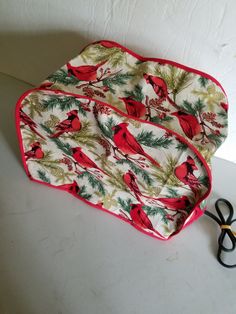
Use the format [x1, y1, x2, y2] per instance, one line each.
[0, 73, 236, 314]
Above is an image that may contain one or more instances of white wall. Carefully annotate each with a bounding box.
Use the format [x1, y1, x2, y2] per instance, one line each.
[0, 0, 235, 161]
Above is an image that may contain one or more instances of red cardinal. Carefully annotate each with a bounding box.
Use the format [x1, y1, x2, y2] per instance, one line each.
[50, 110, 81, 138]
[220, 102, 228, 112]
[119, 97, 146, 118]
[25, 141, 44, 161]
[130, 203, 154, 230]
[112, 123, 160, 168]
[59, 180, 80, 194]
[174, 156, 200, 189]
[144, 74, 168, 99]
[67, 61, 106, 81]
[157, 195, 190, 210]
[20, 109, 45, 139]
[129, 204, 163, 238]
[123, 170, 142, 202]
[72, 146, 108, 176]
[143, 73, 178, 108]
[171, 111, 202, 140]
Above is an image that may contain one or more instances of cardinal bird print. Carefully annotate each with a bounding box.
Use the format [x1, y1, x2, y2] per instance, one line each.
[174, 156, 200, 190]
[119, 97, 146, 118]
[17, 40, 228, 240]
[72, 146, 109, 177]
[171, 111, 202, 140]
[123, 170, 143, 203]
[143, 74, 169, 100]
[59, 180, 80, 194]
[112, 122, 160, 168]
[129, 203, 154, 230]
[157, 196, 191, 211]
[25, 141, 44, 161]
[49, 109, 81, 138]
[67, 61, 107, 82]
[20, 110, 45, 139]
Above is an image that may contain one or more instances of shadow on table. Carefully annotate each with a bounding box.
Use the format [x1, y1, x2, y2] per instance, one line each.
[0, 30, 90, 314]
[0, 30, 90, 164]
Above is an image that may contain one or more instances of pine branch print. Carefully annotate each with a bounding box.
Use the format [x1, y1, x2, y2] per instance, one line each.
[102, 73, 134, 94]
[181, 100, 198, 116]
[198, 175, 210, 188]
[42, 95, 87, 115]
[37, 170, 51, 183]
[95, 116, 116, 139]
[180, 98, 226, 147]
[151, 155, 181, 187]
[166, 187, 180, 197]
[65, 120, 99, 149]
[33, 152, 74, 184]
[106, 169, 129, 191]
[22, 128, 44, 146]
[40, 124, 72, 155]
[136, 130, 173, 149]
[106, 93, 126, 111]
[117, 197, 133, 213]
[77, 171, 106, 195]
[154, 65, 193, 98]
[88, 44, 126, 67]
[180, 99, 205, 118]
[47, 69, 80, 86]
[175, 141, 188, 151]
[194, 99, 205, 112]
[142, 205, 168, 224]
[24, 93, 45, 118]
[124, 84, 144, 102]
[126, 60, 150, 83]
[174, 71, 193, 96]
[116, 159, 154, 185]
[207, 133, 226, 148]
[198, 76, 209, 88]
[218, 110, 227, 119]
[150, 115, 173, 124]
[78, 185, 92, 200]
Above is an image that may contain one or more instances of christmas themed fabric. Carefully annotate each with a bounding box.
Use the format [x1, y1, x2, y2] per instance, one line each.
[15, 40, 228, 240]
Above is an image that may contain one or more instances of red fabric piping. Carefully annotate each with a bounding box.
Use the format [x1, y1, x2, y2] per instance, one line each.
[15, 87, 212, 240]
[80, 39, 227, 96]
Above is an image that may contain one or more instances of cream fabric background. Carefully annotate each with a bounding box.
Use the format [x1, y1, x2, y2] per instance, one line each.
[0, 0, 235, 161]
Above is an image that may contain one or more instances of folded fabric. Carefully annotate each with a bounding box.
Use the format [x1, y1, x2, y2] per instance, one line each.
[15, 40, 228, 240]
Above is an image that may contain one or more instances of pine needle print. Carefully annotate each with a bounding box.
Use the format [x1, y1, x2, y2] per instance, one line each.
[42, 96, 87, 114]
[47, 69, 80, 86]
[154, 64, 193, 100]
[142, 205, 168, 224]
[65, 120, 99, 149]
[136, 131, 173, 148]
[77, 171, 106, 195]
[117, 197, 133, 213]
[151, 155, 181, 187]
[40, 124, 72, 155]
[124, 84, 144, 102]
[102, 73, 134, 94]
[81, 44, 126, 67]
[78, 185, 92, 200]
[198, 76, 209, 88]
[37, 170, 51, 183]
[116, 159, 154, 185]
